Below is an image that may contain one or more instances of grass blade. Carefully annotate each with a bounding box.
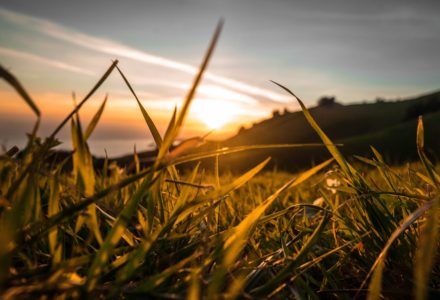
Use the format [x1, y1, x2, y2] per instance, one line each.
[116, 66, 162, 147]
[362, 200, 434, 300]
[71, 116, 103, 244]
[84, 94, 108, 140]
[414, 117, 440, 300]
[252, 212, 330, 296]
[0, 63, 40, 117]
[156, 20, 223, 165]
[49, 60, 118, 139]
[170, 143, 331, 166]
[271, 80, 353, 176]
[86, 173, 158, 291]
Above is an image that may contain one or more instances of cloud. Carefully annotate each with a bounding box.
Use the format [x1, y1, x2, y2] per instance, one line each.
[138, 83, 259, 105]
[0, 7, 291, 103]
[0, 46, 96, 76]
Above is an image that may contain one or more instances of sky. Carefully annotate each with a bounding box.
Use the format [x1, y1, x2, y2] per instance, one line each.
[1, 0, 439, 156]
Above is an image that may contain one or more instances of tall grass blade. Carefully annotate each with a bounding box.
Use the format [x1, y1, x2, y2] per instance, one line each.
[71, 116, 103, 244]
[416, 116, 439, 188]
[49, 60, 118, 139]
[156, 20, 223, 165]
[363, 200, 434, 300]
[206, 157, 269, 200]
[414, 116, 440, 300]
[0, 63, 40, 117]
[133, 254, 198, 293]
[84, 94, 108, 140]
[116, 66, 162, 147]
[5, 61, 118, 201]
[223, 178, 296, 266]
[163, 106, 177, 145]
[47, 175, 62, 266]
[252, 212, 330, 296]
[414, 200, 439, 300]
[86, 174, 157, 291]
[175, 158, 270, 227]
[271, 80, 353, 176]
[171, 143, 330, 166]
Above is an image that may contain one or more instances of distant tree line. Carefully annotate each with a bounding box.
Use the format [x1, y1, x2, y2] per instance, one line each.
[317, 96, 337, 107]
[241, 95, 340, 135]
[270, 96, 338, 120]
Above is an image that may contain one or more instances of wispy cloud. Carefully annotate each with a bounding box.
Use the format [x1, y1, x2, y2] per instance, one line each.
[137, 83, 259, 105]
[0, 6, 291, 156]
[0, 8, 291, 104]
[0, 46, 96, 76]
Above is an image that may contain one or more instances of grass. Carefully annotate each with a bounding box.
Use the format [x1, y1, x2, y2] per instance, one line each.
[1, 23, 439, 299]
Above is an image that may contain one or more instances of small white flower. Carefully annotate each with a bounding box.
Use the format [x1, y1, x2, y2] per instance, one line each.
[324, 170, 341, 194]
[313, 197, 324, 206]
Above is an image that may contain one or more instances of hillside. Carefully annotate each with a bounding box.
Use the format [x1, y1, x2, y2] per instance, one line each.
[196, 90, 440, 172]
[110, 90, 440, 172]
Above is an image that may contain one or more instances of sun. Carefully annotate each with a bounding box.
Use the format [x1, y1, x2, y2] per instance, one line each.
[198, 111, 231, 129]
[191, 99, 238, 130]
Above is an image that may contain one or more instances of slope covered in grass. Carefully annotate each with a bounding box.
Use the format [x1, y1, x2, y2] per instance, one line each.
[200, 91, 440, 172]
[227, 90, 440, 145]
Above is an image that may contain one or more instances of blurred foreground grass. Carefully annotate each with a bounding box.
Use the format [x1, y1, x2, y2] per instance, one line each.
[0, 22, 439, 299]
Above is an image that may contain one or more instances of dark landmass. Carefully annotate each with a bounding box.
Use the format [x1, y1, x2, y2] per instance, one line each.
[184, 89, 440, 172]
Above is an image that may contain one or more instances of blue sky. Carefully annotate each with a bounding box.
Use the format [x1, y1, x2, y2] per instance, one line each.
[1, 0, 439, 156]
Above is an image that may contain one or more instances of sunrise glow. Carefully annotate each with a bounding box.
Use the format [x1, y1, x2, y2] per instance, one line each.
[191, 99, 240, 130]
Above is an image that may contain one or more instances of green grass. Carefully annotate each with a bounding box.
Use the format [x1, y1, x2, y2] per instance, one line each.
[1, 24, 439, 299]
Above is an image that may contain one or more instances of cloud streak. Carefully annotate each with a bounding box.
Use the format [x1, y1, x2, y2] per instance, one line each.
[0, 46, 96, 76]
[0, 8, 291, 103]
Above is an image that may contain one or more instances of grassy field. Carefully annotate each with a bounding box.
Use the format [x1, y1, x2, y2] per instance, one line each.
[1, 25, 440, 299]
